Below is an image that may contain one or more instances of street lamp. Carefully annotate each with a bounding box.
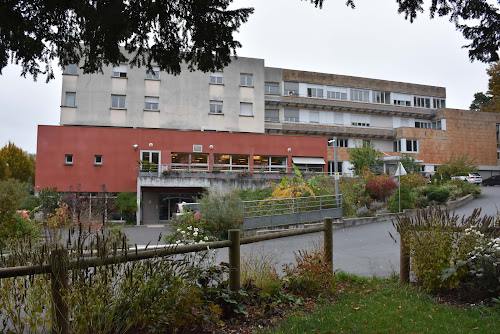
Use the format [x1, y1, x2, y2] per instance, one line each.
[328, 137, 339, 196]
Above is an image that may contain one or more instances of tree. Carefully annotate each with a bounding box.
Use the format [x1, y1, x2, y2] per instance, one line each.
[399, 154, 421, 174]
[347, 142, 383, 176]
[115, 192, 137, 224]
[470, 92, 492, 111]
[0, 153, 10, 181]
[308, 0, 500, 63]
[3, 1, 499, 82]
[470, 62, 500, 112]
[437, 154, 477, 179]
[0, 141, 35, 184]
[0, 0, 253, 81]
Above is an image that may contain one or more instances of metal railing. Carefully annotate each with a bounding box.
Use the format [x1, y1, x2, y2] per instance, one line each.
[242, 194, 343, 231]
[139, 163, 352, 178]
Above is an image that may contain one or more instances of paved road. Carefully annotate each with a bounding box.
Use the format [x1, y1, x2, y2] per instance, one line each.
[123, 185, 500, 277]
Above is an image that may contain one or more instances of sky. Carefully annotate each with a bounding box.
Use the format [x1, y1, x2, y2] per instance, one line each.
[0, 0, 494, 154]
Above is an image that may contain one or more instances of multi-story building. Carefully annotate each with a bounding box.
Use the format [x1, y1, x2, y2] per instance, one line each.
[36, 56, 500, 224]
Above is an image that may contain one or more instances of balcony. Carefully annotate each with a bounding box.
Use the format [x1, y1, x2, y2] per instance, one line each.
[265, 93, 434, 119]
[265, 122, 395, 139]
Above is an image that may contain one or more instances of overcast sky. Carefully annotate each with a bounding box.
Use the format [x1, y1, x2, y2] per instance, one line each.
[0, 0, 493, 154]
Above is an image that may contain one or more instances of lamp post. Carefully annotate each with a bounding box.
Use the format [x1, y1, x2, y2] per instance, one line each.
[328, 138, 339, 196]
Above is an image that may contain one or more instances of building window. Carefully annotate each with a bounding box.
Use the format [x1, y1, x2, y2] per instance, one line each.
[394, 99, 411, 106]
[433, 99, 446, 109]
[373, 91, 391, 104]
[112, 65, 127, 78]
[432, 120, 442, 130]
[265, 109, 279, 122]
[310, 111, 319, 123]
[253, 155, 287, 172]
[240, 103, 253, 116]
[240, 73, 253, 87]
[351, 114, 370, 127]
[65, 154, 73, 165]
[66, 64, 78, 75]
[94, 155, 103, 166]
[350, 89, 370, 103]
[209, 101, 223, 114]
[145, 97, 159, 110]
[65, 92, 76, 107]
[265, 82, 279, 94]
[111, 95, 126, 109]
[284, 109, 299, 122]
[406, 139, 418, 152]
[414, 96, 431, 108]
[210, 72, 223, 84]
[415, 121, 431, 129]
[214, 154, 249, 171]
[284, 82, 299, 96]
[327, 90, 347, 100]
[140, 151, 160, 172]
[146, 66, 160, 80]
[393, 140, 401, 152]
[328, 138, 348, 147]
[171, 153, 209, 170]
[328, 161, 343, 175]
[307, 87, 323, 98]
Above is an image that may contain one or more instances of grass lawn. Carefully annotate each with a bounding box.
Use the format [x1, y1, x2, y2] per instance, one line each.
[266, 272, 500, 334]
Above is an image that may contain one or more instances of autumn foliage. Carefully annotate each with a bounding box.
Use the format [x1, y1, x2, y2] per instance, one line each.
[363, 170, 397, 201]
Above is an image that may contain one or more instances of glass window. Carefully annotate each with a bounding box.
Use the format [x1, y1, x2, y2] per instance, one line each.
[307, 87, 323, 98]
[393, 140, 401, 152]
[140, 151, 160, 172]
[171, 153, 208, 170]
[66, 64, 78, 75]
[240, 73, 253, 87]
[310, 111, 319, 123]
[265, 109, 279, 122]
[214, 154, 249, 171]
[406, 140, 418, 152]
[111, 95, 126, 109]
[327, 90, 347, 100]
[433, 99, 446, 109]
[415, 121, 431, 129]
[145, 96, 159, 110]
[65, 92, 76, 107]
[265, 82, 279, 94]
[209, 101, 223, 114]
[112, 65, 127, 78]
[146, 66, 160, 80]
[240, 103, 253, 116]
[284, 82, 299, 96]
[328, 138, 348, 147]
[65, 154, 73, 165]
[210, 72, 223, 84]
[284, 109, 299, 122]
[94, 155, 102, 165]
[432, 120, 442, 130]
[350, 89, 370, 102]
[254, 155, 287, 171]
[373, 91, 391, 104]
[414, 96, 431, 108]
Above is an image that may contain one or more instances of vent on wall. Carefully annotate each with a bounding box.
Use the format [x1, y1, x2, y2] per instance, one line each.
[201, 126, 217, 132]
[193, 145, 203, 153]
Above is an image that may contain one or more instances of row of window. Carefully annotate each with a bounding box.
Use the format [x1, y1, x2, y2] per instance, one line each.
[393, 139, 419, 153]
[209, 101, 253, 116]
[65, 93, 160, 111]
[142, 152, 288, 171]
[65, 154, 102, 165]
[266, 109, 444, 130]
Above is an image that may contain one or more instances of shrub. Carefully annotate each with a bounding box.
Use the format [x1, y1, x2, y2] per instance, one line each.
[369, 200, 386, 212]
[400, 172, 427, 189]
[426, 185, 450, 204]
[365, 174, 397, 201]
[339, 177, 367, 218]
[241, 251, 280, 295]
[0, 214, 39, 247]
[283, 247, 336, 297]
[238, 187, 273, 201]
[199, 189, 243, 240]
[443, 179, 481, 199]
[394, 208, 497, 291]
[389, 184, 413, 213]
[115, 191, 137, 224]
[356, 206, 371, 217]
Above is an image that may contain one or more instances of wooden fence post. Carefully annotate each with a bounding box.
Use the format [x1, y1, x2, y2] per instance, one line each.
[228, 229, 241, 291]
[400, 226, 410, 284]
[50, 249, 69, 334]
[323, 217, 333, 268]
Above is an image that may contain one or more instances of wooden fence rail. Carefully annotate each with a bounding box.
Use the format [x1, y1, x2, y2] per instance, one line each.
[0, 218, 338, 334]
